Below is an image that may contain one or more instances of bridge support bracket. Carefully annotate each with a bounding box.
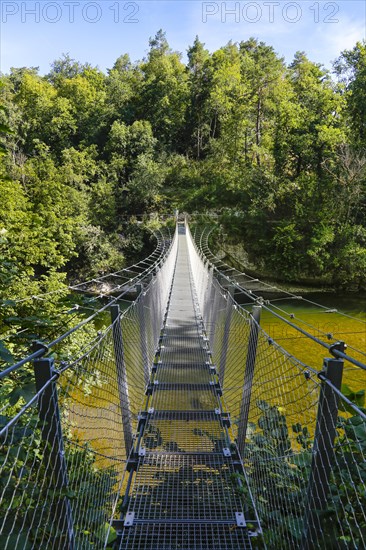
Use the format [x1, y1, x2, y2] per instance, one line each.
[223, 447, 231, 457]
[124, 512, 135, 527]
[210, 381, 223, 396]
[138, 447, 146, 457]
[126, 456, 139, 472]
[235, 512, 246, 528]
[137, 411, 149, 432]
[232, 460, 242, 472]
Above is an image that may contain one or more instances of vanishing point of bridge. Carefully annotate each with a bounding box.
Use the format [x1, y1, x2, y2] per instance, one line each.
[1, 219, 365, 550]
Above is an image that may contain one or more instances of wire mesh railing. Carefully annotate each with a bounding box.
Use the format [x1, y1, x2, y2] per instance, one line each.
[1, 219, 365, 549]
[0, 224, 173, 374]
[0, 226, 178, 550]
[194, 223, 366, 372]
[186, 221, 366, 550]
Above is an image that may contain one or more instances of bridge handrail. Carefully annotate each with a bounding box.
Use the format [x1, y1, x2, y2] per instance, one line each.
[0, 224, 178, 434]
[191, 223, 366, 372]
[5, 224, 169, 307]
[186, 220, 366, 421]
[1, 220, 365, 550]
[0, 222, 179, 550]
[0, 222, 176, 380]
[186, 219, 366, 549]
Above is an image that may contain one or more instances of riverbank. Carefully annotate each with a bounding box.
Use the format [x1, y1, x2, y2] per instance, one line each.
[217, 242, 356, 294]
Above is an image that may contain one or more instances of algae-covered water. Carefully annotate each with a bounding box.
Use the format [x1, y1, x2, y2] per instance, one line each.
[256, 292, 366, 394]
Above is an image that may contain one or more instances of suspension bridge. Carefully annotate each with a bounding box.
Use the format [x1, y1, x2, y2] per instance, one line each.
[1, 219, 366, 550]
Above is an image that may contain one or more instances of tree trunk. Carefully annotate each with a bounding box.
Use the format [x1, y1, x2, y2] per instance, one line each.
[256, 96, 261, 166]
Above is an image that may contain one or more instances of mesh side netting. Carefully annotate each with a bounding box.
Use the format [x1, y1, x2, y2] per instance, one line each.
[0, 228, 178, 550]
[186, 221, 366, 550]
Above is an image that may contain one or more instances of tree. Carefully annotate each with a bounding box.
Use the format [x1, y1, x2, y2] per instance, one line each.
[239, 38, 285, 167]
[46, 53, 89, 86]
[185, 36, 212, 159]
[11, 72, 76, 155]
[286, 52, 345, 178]
[106, 54, 142, 123]
[334, 41, 366, 148]
[208, 42, 244, 157]
[57, 67, 107, 145]
[116, 153, 165, 215]
[107, 120, 156, 161]
[60, 145, 100, 191]
[0, 83, 13, 156]
[138, 30, 189, 150]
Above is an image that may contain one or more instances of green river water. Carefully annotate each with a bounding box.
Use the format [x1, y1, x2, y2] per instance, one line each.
[256, 292, 366, 394]
[68, 291, 366, 477]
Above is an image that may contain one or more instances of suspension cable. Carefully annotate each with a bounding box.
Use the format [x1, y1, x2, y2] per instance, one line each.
[0, 224, 176, 379]
[192, 224, 366, 372]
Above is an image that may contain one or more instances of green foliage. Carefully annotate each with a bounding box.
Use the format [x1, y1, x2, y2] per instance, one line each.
[1, 32, 366, 351]
[70, 224, 124, 279]
[122, 153, 165, 214]
[334, 41, 366, 148]
[1, 33, 366, 549]
[0, 109, 13, 156]
[341, 384, 365, 409]
[0, 407, 118, 549]
[107, 119, 156, 162]
[138, 30, 189, 150]
[240, 391, 366, 549]
[242, 401, 309, 547]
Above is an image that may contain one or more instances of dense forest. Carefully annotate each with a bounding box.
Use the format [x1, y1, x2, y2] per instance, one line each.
[1, 31, 366, 355]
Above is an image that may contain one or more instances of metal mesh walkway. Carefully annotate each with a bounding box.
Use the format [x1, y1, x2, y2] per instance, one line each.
[118, 225, 253, 549]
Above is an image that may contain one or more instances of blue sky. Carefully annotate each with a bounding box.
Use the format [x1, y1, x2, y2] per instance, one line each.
[0, 1, 365, 74]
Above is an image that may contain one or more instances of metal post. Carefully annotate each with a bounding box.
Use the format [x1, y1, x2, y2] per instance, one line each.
[237, 305, 261, 456]
[301, 356, 344, 550]
[209, 283, 221, 351]
[219, 286, 235, 388]
[203, 266, 215, 335]
[111, 305, 134, 455]
[136, 284, 150, 386]
[33, 356, 75, 549]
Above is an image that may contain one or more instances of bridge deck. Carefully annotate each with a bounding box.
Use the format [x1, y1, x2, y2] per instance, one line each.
[119, 227, 252, 549]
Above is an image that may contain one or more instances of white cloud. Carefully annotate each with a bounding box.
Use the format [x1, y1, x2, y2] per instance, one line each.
[323, 19, 365, 54]
[304, 14, 365, 68]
